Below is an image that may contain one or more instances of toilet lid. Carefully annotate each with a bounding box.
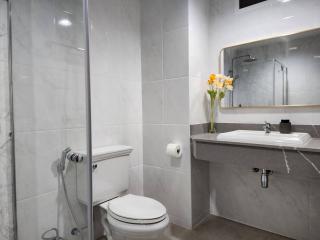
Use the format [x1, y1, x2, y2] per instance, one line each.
[107, 194, 167, 224]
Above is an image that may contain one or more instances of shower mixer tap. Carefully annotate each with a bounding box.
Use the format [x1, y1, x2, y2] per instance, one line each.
[66, 151, 84, 163]
[58, 147, 84, 172]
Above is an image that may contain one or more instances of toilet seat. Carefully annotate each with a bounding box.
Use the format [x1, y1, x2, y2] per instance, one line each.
[100, 194, 167, 224]
[106, 212, 169, 239]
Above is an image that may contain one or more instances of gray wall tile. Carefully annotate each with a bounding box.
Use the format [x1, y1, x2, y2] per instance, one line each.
[163, 0, 188, 32]
[142, 81, 164, 124]
[163, 28, 189, 79]
[210, 164, 309, 240]
[164, 78, 189, 124]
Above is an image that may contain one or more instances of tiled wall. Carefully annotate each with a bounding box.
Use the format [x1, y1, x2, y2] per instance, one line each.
[188, 0, 210, 125]
[209, 0, 320, 125]
[11, 0, 88, 239]
[188, 0, 211, 226]
[141, 0, 192, 229]
[210, 163, 320, 240]
[89, 0, 143, 196]
[0, 1, 14, 239]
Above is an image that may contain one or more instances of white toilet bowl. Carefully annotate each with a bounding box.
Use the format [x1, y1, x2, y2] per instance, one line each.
[100, 194, 169, 240]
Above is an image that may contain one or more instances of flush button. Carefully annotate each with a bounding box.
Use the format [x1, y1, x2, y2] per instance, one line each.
[92, 164, 98, 170]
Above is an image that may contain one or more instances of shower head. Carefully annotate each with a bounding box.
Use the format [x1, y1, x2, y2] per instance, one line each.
[230, 54, 257, 77]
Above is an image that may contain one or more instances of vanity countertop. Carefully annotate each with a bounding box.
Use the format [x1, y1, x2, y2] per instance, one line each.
[191, 133, 320, 153]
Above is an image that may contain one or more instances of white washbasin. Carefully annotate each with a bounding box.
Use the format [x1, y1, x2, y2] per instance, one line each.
[216, 130, 311, 147]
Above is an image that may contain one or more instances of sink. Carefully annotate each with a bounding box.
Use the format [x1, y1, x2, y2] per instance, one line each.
[216, 130, 311, 147]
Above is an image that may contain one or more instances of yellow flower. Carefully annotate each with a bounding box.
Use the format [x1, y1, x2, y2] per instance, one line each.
[226, 84, 233, 91]
[215, 81, 224, 89]
[215, 74, 224, 79]
[209, 74, 216, 81]
[225, 78, 233, 86]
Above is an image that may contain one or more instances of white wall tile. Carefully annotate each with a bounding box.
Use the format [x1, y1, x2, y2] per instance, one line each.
[188, 0, 211, 125]
[142, 82, 164, 124]
[17, 190, 84, 240]
[141, 0, 163, 82]
[15, 131, 61, 201]
[89, 0, 143, 199]
[141, 33, 163, 82]
[162, 124, 190, 172]
[164, 78, 189, 124]
[143, 165, 191, 228]
[163, 28, 189, 79]
[129, 166, 142, 195]
[163, 0, 188, 32]
[17, 191, 59, 240]
[123, 124, 143, 167]
[141, 0, 192, 229]
[91, 75, 123, 126]
[143, 124, 164, 168]
[120, 82, 142, 125]
[189, 76, 210, 125]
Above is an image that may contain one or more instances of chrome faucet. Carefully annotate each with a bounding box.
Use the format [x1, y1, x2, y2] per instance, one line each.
[263, 121, 272, 134]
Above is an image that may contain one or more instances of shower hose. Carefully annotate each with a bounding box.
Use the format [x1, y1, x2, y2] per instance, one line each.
[41, 164, 84, 240]
[59, 164, 84, 240]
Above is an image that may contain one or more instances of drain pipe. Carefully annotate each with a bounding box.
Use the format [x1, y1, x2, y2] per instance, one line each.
[261, 169, 272, 188]
[253, 168, 273, 189]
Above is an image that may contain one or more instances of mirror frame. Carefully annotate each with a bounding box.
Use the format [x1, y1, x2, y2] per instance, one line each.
[219, 27, 320, 109]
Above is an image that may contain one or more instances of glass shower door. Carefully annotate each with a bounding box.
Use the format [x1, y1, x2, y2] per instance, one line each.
[10, 0, 93, 239]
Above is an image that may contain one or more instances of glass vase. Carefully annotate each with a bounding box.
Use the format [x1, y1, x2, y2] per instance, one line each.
[209, 97, 216, 133]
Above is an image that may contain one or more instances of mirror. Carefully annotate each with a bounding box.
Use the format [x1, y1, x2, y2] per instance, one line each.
[220, 28, 320, 108]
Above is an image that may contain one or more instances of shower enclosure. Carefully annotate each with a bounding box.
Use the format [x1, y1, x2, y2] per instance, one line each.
[228, 56, 289, 107]
[1, 0, 94, 239]
[273, 58, 288, 106]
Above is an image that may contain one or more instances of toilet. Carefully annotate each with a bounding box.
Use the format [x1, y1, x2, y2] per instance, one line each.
[76, 145, 169, 240]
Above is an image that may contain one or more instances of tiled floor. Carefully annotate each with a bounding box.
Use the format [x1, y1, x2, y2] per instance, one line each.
[161, 216, 291, 240]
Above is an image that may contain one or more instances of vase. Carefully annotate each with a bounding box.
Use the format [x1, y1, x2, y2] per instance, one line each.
[209, 97, 216, 133]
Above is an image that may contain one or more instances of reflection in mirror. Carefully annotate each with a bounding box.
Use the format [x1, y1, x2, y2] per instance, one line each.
[220, 28, 320, 108]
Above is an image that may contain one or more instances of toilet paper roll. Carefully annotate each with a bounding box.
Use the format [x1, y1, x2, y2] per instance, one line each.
[166, 143, 182, 158]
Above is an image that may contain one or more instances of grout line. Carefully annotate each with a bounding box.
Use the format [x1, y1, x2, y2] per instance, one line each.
[15, 126, 86, 134]
[17, 189, 58, 203]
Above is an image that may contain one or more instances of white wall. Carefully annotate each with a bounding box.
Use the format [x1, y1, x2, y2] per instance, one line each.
[189, 0, 211, 125]
[141, 0, 192, 229]
[90, 0, 143, 196]
[209, 0, 320, 125]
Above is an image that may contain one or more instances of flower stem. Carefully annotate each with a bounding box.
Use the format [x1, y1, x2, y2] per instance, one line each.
[210, 97, 215, 133]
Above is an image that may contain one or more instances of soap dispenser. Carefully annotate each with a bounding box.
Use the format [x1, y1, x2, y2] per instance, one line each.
[279, 119, 292, 134]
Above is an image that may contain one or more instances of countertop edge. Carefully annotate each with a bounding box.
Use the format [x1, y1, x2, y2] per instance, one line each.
[191, 133, 320, 153]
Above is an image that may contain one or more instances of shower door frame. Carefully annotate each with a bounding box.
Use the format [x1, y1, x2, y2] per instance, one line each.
[5, 0, 17, 239]
[82, 0, 94, 238]
[6, 0, 94, 238]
